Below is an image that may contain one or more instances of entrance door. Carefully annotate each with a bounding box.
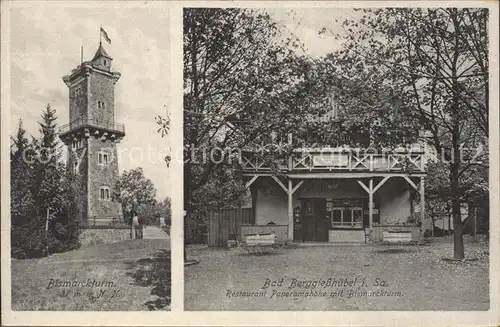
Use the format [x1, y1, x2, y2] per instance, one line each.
[301, 198, 328, 242]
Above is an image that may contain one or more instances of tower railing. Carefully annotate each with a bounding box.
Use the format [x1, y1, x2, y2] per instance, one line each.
[59, 117, 125, 135]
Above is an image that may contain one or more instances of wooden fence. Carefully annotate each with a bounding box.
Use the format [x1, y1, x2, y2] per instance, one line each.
[207, 208, 252, 247]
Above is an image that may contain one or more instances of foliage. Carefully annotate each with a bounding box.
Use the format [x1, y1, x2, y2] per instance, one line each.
[113, 167, 157, 223]
[321, 8, 488, 259]
[31, 105, 66, 218]
[155, 111, 171, 166]
[10, 120, 36, 221]
[138, 197, 171, 226]
[10, 120, 44, 258]
[183, 8, 310, 224]
[11, 106, 82, 258]
[47, 173, 84, 253]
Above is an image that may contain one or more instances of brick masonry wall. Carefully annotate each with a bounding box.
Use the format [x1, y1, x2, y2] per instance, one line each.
[69, 76, 88, 123]
[88, 71, 115, 125]
[87, 137, 122, 219]
[79, 228, 131, 247]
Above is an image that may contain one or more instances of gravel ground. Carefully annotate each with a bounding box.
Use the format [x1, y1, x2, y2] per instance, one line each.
[184, 236, 489, 311]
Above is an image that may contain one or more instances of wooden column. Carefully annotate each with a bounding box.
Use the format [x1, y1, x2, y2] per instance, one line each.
[420, 176, 425, 243]
[368, 178, 373, 229]
[357, 177, 389, 231]
[288, 179, 293, 241]
[420, 176, 425, 223]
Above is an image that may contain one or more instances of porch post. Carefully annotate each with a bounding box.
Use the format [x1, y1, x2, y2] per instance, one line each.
[420, 176, 425, 242]
[369, 178, 373, 229]
[288, 179, 293, 241]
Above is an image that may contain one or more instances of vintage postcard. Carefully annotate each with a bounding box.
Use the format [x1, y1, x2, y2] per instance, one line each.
[182, 1, 499, 321]
[2, 1, 172, 314]
[2, 0, 499, 326]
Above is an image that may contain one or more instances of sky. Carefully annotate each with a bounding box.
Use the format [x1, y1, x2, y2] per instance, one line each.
[8, 6, 355, 201]
[10, 4, 171, 200]
[267, 8, 356, 58]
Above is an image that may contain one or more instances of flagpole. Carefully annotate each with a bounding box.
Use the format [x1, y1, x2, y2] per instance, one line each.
[99, 26, 102, 44]
[81, 45, 83, 64]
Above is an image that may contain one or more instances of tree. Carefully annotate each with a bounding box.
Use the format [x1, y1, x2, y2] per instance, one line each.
[113, 167, 157, 223]
[31, 105, 66, 217]
[321, 8, 488, 259]
[136, 197, 171, 226]
[47, 171, 84, 253]
[31, 105, 73, 254]
[184, 8, 310, 234]
[11, 106, 80, 257]
[10, 119, 40, 258]
[11, 119, 35, 218]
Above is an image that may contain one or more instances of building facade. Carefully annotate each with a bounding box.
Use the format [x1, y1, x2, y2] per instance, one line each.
[59, 43, 125, 224]
[240, 145, 427, 243]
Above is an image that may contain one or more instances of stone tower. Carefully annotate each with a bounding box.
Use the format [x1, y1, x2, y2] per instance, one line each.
[59, 43, 125, 224]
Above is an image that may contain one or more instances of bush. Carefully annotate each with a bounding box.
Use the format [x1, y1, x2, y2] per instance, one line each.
[47, 206, 82, 254]
[11, 219, 47, 259]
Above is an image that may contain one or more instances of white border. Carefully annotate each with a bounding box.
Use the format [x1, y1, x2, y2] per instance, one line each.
[1, 1, 499, 326]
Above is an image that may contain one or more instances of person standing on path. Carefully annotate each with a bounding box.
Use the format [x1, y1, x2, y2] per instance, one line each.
[158, 212, 169, 235]
[131, 210, 143, 239]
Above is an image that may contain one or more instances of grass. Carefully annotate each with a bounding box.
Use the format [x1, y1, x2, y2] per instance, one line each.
[11, 239, 171, 311]
[184, 236, 489, 311]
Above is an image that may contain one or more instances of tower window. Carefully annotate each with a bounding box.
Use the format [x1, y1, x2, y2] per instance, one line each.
[74, 87, 82, 97]
[98, 101, 106, 109]
[99, 186, 111, 201]
[71, 139, 83, 149]
[98, 152, 109, 165]
[103, 59, 107, 66]
[73, 161, 78, 175]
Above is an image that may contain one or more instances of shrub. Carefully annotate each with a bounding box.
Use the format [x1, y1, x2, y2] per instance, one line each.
[11, 219, 47, 259]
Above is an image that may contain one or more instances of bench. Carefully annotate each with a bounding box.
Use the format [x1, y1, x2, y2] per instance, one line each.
[382, 231, 415, 246]
[240, 233, 281, 255]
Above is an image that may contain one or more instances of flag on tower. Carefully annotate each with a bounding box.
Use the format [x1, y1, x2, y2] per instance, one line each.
[100, 27, 111, 44]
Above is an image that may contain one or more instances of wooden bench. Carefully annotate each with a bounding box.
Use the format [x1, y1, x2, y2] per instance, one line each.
[240, 233, 281, 255]
[382, 231, 415, 247]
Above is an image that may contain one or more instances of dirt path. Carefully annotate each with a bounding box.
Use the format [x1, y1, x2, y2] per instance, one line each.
[185, 238, 489, 311]
[143, 226, 170, 240]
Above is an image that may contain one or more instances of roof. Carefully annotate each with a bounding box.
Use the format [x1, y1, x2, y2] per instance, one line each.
[92, 43, 112, 61]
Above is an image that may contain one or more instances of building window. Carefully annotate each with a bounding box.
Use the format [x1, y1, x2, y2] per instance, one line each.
[99, 186, 111, 201]
[330, 207, 363, 229]
[98, 152, 109, 165]
[73, 161, 78, 175]
[71, 139, 83, 150]
[73, 87, 82, 97]
[98, 101, 106, 109]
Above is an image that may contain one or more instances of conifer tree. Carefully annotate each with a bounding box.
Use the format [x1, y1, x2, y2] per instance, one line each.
[10, 119, 41, 258]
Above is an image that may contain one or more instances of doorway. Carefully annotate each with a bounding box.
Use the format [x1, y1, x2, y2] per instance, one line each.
[301, 198, 328, 242]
